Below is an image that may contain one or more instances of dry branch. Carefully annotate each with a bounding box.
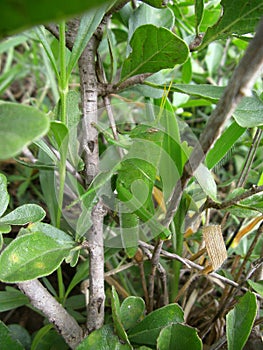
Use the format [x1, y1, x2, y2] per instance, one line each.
[18, 280, 83, 349]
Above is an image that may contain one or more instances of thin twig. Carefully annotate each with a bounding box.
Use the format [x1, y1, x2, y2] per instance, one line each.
[237, 128, 263, 187]
[148, 238, 164, 312]
[99, 73, 152, 96]
[139, 241, 263, 299]
[235, 222, 263, 283]
[206, 185, 263, 210]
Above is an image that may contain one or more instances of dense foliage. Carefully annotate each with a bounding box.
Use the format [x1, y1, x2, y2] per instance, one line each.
[0, 1, 262, 349]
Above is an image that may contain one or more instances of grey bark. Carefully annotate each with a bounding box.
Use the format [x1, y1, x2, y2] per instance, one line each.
[18, 280, 83, 349]
[78, 34, 106, 333]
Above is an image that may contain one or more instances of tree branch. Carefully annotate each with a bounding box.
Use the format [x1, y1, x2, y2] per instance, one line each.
[163, 19, 263, 228]
[99, 73, 152, 96]
[18, 280, 83, 349]
[206, 185, 263, 210]
[78, 25, 107, 332]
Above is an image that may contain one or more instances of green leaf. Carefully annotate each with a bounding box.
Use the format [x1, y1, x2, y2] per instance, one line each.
[226, 291, 257, 350]
[23, 222, 75, 246]
[0, 102, 50, 160]
[121, 24, 188, 81]
[38, 150, 58, 226]
[205, 42, 224, 77]
[247, 280, 263, 297]
[128, 303, 184, 346]
[0, 0, 110, 38]
[67, 5, 108, 77]
[8, 324, 31, 350]
[0, 224, 11, 234]
[35, 26, 60, 80]
[76, 325, 131, 350]
[153, 84, 263, 128]
[0, 34, 28, 54]
[49, 121, 68, 149]
[120, 296, 145, 330]
[142, 0, 169, 8]
[0, 231, 73, 282]
[128, 3, 174, 43]
[200, 0, 263, 49]
[195, 0, 204, 35]
[0, 287, 29, 312]
[111, 286, 131, 345]
[120, 210, 139, 258]
[0, 321, 24, 350]
[206, 121, 246, 170]
[157, 323, 202, 350]
[233, 94, 263, 128]
[167, 83, 224, 102]
[0, 204, 46, 225]
[194, 164, 217, 201]
[0, 173, 9, 217]
[31, 327, 68, 350]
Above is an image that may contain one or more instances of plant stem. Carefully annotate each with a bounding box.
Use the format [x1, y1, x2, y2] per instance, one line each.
[57, 265, 65, 303]
[18, 280, 83, 349]
[78, 33, 106, 333]
[59, 21, 68, 124]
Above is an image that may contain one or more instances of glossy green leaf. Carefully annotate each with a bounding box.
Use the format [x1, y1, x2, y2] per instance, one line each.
[0, 102, 50, 160]
[195, 0, 204, 34]
[200, 0, 263, 49]
[206, 121, 246, 169]
[76, 325, 131, 350]
[111, 286, 131, 345]
[226, 291, 257, 350]
[0, 173, 9, 217]
[157, 323, 202, 350]
[0, 321, 24, 350]
[194, 164, 217, 201]
[247, 280, 263, 297]
[120, 296, 145, 330]
[128, 304, 184, 346]
[0, 287, 29, 312]
[121, 24, 188, 81]
[0, 231, 73, 282]
[0, 204, 45, 225]
[67, 5, 109, 77]
[0, 0, 110, 38]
